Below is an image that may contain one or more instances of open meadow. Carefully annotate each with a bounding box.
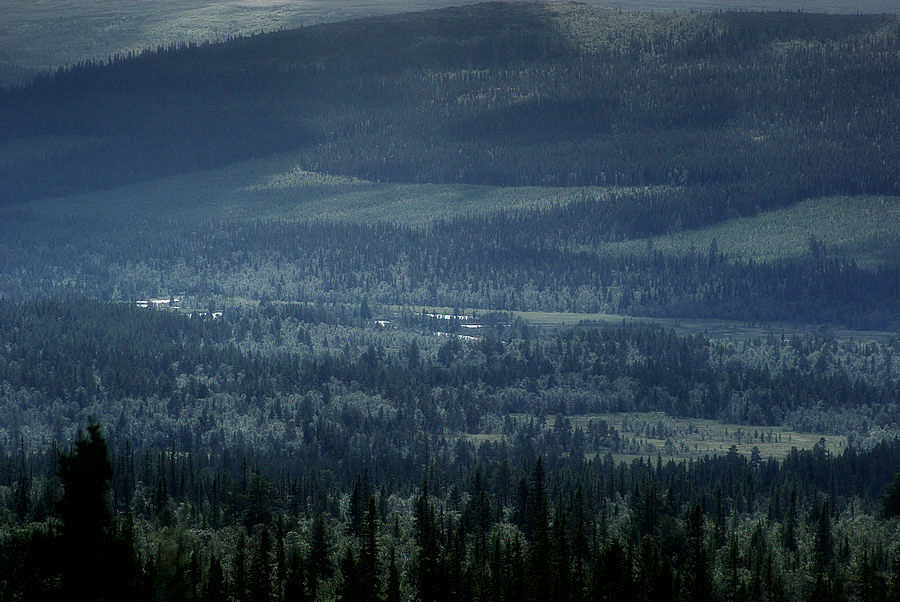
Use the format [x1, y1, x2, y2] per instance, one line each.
[609, 195, 900, 268]
[469, 411, 847, 463]
[582, 411, 846, 461]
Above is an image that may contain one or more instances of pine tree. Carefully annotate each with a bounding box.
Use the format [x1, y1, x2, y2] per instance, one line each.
[349, 475, 367, 536]
[887, 543, 900, 601]
[307, 512, 333, 599]
[416, 482, 443, 601]
[880, 472, 900, 518]
[57, 422, 114, 600]
[570, 486, 589, 602]
[285, 545, 306, 601]
[13, 458, 30, 522]
[636, 535, 673, 602]
[525, 458, 551, 601]
[681, 504, 710, 602]
[782, 488, 798, 556]
[854, 547, 886, 602]
[274, 517, 286, 602]
[592, 539, 632, 602]
[551, 507, 571, 602]
[233, 531, 248, 602]
[386, 547, 401, 602]
[206, 554, 226, 602]
[359, 497, 381, 601]
[249, 525, 273, 602]
[338, 547, 363, 602]
[813, 498, 834, 574]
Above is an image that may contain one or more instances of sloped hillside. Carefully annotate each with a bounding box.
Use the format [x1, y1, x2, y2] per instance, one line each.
[1, 2, 899, 223]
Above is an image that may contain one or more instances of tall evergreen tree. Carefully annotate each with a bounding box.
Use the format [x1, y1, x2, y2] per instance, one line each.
[284, 546, 305, 602]
[249, 525, 273, 602]
[359, 497, 381, 601]
[338, 547, 363, 602]
[681, 503, 710, 602]
[206, 554, 226, 602]
[592, 539, 633, 601]
[386, 547, 401, 602]
[307, 512, 333, 599]
[880, 473, 900, 518]
[415, 482, 444, 602]
[232, 531, 248, 602]
[782, 488, 798, 556]
[525, 457, 550, 601]
[57, 422, 115, 600]
[887, 543, 900, 602]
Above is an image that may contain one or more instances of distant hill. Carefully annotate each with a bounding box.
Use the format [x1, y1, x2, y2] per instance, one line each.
[2, 2, 899, 222]
[0, 0, 480, 88]
[3, 2, 900, 328]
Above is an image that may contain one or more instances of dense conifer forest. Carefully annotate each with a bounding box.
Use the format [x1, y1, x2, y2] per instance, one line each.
[2, 2, 900, 600]
[1, 300, 900, 599]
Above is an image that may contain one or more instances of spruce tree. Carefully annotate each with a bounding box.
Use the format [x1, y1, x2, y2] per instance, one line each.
[57, 422, 114, 600]
[415, 482, 443, 602]
[307, 512, 333, 599]
[359, 497, 381, 601]
[525, 458, 550, 601]
[249, 525, 273, 602]
[338, 548, 362, 602]
[206, 554, 226, 602]
[681, 504, 710, 602]
[880, 473, 900, 518]
[386, 547, 401, 602]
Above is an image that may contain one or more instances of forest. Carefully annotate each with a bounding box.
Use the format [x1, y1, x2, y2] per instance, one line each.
[1, 2, 900, 600]
[2, 4, 900, 206]
[0, 299, 899, 600]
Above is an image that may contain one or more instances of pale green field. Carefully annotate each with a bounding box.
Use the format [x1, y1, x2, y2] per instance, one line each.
[5, 136, 900, 275]
[589, 411, 846, 462]
[500, 411, 846, 463]
[7, 134, 898, 267]
[0, 146, 618, 225]
[511, 310, 898, 342]
[608, 195, 900, 267]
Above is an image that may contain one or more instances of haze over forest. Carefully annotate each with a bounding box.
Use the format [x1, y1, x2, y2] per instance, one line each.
[2, 0, 898, 86]
[2, 2, 900, 600]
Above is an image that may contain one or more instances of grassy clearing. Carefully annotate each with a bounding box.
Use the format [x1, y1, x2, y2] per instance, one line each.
[0, 149, 610, 226]
[8, 140, 897, 265]
[512, 310, 898, 343]
[239, 180, 576, 226]
[587, 411, 846, 462]
[494, 411, 846, 464]
[5, 137, 900, 279]
[607, 195, 900, 267]
[383, 305, 896, 343]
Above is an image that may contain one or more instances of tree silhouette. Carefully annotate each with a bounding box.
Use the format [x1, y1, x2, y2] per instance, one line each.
[881, 473, 900, 518]
[57, 422, 114, 600]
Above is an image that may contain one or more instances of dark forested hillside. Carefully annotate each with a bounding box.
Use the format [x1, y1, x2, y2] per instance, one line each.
[2, 3, 900, 212]
[4, 201, 899, 327]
